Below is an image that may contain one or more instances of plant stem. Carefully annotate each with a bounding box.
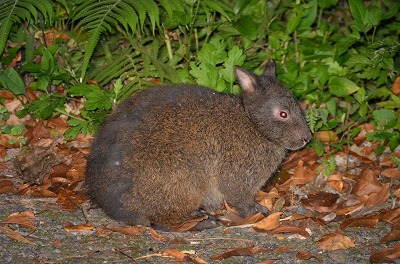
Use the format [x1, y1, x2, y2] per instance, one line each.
[164, 29, 173, 60]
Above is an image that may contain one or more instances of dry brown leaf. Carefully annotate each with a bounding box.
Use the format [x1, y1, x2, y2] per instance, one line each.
[268, 225, 311, 238]
[169, 215, 209, 232]
[392, 76, 400, 95]
[96, 226, 146, 237]
[149, 227, 170, 242]
[1, 211, 36, 229]
[317, 233, 355, 250]
[369, 247, 397, 263]
[230, 212, 265, 226]
[365, 182, 391, 206]
[302, 192, 339, 213]
[336, 202, 365, 216]
[0, 225, 36, 245]
[316, 131, 338, 143]
[381, 168, 400, 179]
[56, 189, 88, 211]
[253, 212, 282, 231]
[327, 174, 344, 192]
[64, 223, 94, 235]
[210, 245, 265, 260]
[379, 207, 400, 224]
[296, 250, 322, 263]
[256, 188, 280, 211]
[0, 179, 14, 194]
[255, 261, 275, 264]
[53, 237, 62, 247]
[339, 217, 379, 230]
[162, 248, 207, 263]
[380, 229, 400, 244]
[162, 249, 188, 261]
[352, 169, 382, 196]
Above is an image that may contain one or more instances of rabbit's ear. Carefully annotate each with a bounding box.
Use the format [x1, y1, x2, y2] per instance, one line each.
[262, 60, 277, 80]
[234, 66, 258, 94]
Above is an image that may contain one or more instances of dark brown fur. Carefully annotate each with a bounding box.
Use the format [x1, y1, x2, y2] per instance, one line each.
[85, 61, 311, 226]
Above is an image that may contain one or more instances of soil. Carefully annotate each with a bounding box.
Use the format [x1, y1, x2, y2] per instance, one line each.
[0, 193, 397, 263]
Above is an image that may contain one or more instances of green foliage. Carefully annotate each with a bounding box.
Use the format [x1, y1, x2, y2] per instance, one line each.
[0, 68, 27, 96]
[21, 45, 70, 92]
[189, 37, 246, 94]
[0, 0, 399, 156]
[0, 0, 54, 54]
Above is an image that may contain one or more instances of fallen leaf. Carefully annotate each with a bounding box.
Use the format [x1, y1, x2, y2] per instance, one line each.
[64, 223, 94, 235]
[369, 247, 397, 263]
[169, 215, 209, 232]
[268, 225, 311, 238]
[379, 207, 400, 224]
[339, 217, 379, 230]
[336, 202, 365, 216]
[1, 211, 36, 229]
[302, 192, 340, 213]
[317, 233, 355, 250]
[365, 182, 391, 206]
[56, 189, 88, 211]
[327, 174, 345, 192]
[0, 225, 36, 245]
[211, 245, 265, 260]
[380, 229, 400, 244]
[253, 212, 282, 231]
[316, 131, 338, 143]
[149, 227, 170, 242]
[352, 169, 382, 196]
[381, 168, 400, 179]
[255, 261, 275, 264]
[53, 237, 62, 247]
[296, 250, 322, 263]
[0, 180, 14, 194]
[162, 249, 189, 262]
[392, 76, 400, 95]
[236, 212, 265, 226]
[96, 226, 146, 237]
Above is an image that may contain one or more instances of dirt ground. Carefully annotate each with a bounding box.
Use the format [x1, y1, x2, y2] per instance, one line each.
[0, 193, 397, 264]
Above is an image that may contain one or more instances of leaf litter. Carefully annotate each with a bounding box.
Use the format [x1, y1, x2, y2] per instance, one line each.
[0, 99, 400, 263]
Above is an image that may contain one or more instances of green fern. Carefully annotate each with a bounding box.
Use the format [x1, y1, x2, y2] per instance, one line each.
[306, 108, 319, 133]
[0, 0, 53, 55]
[72, 0, 171, 82]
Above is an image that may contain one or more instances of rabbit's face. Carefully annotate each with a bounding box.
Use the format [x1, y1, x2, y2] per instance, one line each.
[250, 94, 311, 150]
[235, 61, 312, 151]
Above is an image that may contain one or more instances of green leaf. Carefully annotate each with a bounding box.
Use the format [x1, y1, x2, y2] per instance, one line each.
[382, 2, 400, 20]
[328, 76, 360, 97]
[235, 15, 259, 39]
[367, 5, 382, 27]
[27, 94, 66, 119]
[233, 0, 251, 14]
[372, 109, 397, 129]
[318, 0, 338, 9]
[85, 88, 113, 110]
[326, 98, 336, 117]
[0, 68, 27, 96]
[220, 46, 246, 85]
[287, 11, 302, 34]
[0, 0, 54, 55]
[34, 76, 50, 92]
[298, 0, 317, 30]
[348, 0, 367, 25]
[41, 48, 56, 73]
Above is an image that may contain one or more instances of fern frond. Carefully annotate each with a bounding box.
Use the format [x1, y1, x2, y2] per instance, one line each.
[0, 0, 53, 55]
[201, 0, 232, 21]
[72, 0, 164, 81]
[158, 0, 186, 18]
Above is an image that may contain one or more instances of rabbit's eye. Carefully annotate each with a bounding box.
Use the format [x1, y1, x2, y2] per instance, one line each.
[280, 111, 288, 118]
